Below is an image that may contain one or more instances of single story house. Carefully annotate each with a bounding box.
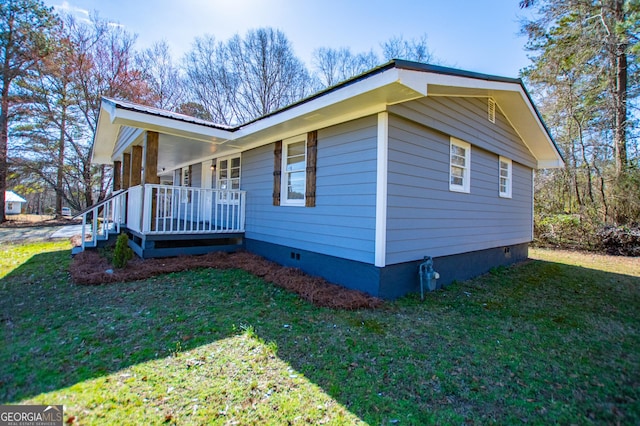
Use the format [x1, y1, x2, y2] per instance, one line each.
[88, 60, 563, 299]
[5, 191, 26, 215]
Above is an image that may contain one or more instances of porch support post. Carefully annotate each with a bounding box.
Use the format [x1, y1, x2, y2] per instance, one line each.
[121, 153, 131, 225]
[144, 131, 160, 185]
[122, 153, 131, 190]
[113, 160, 121, 191]
[144, 131, 160, 231]
[131, 146, 143, 187]
[129, 146, 143, 231]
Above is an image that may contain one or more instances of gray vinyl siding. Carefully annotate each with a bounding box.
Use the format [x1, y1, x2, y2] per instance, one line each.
[388, 97, 537, 169]
[242, 116, 378, 263]
[189, 163, 202, 216]
[190, 163, 202, 188]
[385, 112, 534, 265]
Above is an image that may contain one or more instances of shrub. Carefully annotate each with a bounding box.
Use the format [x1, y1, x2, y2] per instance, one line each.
[534, 213, 598, 249]
[596, 225, 640, 256]
[112, 233, 134, 269]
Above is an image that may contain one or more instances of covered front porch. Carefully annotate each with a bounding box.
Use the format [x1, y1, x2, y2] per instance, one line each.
[79, 184, 246, 258]
[80, 98, 251, 257]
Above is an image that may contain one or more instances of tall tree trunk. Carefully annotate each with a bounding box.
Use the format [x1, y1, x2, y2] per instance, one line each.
[0, 82, 9, 223]
[592, 160, 608, 221]
[569, 141, 581, 211]
[613, 0, 628, 175]
[576, 121, 594, 203]
[56, 106, 66, 217]
[83, 164, 93, 208]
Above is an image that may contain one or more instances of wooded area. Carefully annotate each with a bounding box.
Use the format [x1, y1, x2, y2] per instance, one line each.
[520, 0, 639, 250]
[0, 0, 638, 249]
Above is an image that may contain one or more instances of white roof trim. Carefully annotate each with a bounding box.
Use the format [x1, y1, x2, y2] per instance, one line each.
[107, 107, 233, 142]
[375, 112, 389, 268]
[5, 191, 27, 203]
[234, 68, 423, 138]
[92, 61, 564, 170]
[537, 159, 565, 168]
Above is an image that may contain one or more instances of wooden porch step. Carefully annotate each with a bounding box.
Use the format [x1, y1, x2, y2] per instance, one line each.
[71, 246, 84, 256]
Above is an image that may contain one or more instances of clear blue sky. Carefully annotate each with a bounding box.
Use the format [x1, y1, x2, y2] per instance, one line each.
[45, 0, 536, 78]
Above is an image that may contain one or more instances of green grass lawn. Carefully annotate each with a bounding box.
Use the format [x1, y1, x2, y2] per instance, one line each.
[1, 242, 638, 425]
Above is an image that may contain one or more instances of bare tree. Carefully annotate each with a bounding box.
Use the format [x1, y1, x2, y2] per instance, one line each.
[183, 28, 313, 125]
[13, 13, 151, 212]
[65, 14, 150, 207]
[381, 34, 434, 62]
[312, 47, 378, 87]
[183, 35, 236, 124]
[137, 40, 185, 111]
[312, 34, 436, 90]
[226, 28, 313, 123]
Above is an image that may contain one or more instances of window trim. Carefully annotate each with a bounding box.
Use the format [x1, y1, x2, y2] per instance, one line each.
[280, 135, 307, 206]
[499, 156, 512, 198]
[449, 137, 471, 193]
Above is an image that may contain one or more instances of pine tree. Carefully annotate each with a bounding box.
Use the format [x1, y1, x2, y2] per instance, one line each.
[521, 0, 639, 224]
[0, 0, 57, 222]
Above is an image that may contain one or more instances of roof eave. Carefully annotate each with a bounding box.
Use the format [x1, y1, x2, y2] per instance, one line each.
[92, 60, 564, 170]
[110, 107, 234, 142]
[92, 98, 236, 164]
[91, 101, 120, 164]
[233, 67, 427, 143]
[537, 159, 565, 169]
[419, 71, 563, 169]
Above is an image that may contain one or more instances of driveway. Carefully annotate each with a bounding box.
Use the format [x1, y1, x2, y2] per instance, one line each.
[0, 224, 83, 244]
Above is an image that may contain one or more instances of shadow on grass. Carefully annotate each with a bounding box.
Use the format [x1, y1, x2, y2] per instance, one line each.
[1, 249, 639, 424]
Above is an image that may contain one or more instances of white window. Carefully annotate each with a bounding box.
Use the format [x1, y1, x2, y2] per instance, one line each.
[499, 156, 512, 198]
[449, 137, 471, 193]
[182, 167, 190, 186]
[217, 155, 241, 202]
[281, 136, 306, 206]
[181, 167, 190, 203]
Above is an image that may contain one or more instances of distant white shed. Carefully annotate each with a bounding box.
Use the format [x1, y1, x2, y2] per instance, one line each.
[5, 191, 26, 215]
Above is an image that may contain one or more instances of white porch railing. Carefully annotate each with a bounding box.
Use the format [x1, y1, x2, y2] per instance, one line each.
[76, 184, 245, 253]
[79, 189, 128, 251]
[126, 185, 144, 233]
[140, 184, 246, 234]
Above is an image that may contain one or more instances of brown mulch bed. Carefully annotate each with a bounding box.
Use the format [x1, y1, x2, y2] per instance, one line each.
[70, 250, 383, 310]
